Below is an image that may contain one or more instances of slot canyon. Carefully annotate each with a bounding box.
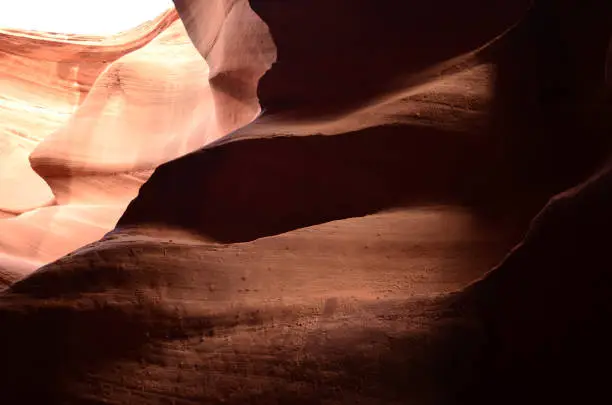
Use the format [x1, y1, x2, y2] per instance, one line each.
[0, 0, 611, 403]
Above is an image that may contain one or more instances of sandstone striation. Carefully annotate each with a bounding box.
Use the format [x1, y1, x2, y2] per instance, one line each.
[0, 1, 611, 403]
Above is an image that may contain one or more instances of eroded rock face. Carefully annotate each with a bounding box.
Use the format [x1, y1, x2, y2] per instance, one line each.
[118, 0, 535, 239]
[451, 160, 612, 403]
[0, 9, 177, 257]
[30, 18, 216, 176]
[0, 0, 611, 404]
[0, 7, 248, 268]
[119, 0, 612, 241]
[0, 0, 536, 270]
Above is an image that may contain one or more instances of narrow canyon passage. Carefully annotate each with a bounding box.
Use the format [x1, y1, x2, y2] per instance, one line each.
[0, 0, 611, 404]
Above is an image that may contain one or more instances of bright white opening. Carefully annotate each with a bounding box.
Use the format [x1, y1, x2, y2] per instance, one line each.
[0, 0, 174, 35]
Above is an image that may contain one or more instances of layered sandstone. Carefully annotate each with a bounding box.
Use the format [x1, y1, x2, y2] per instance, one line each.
[0, 8, 230, 266]
[0, 0, 611, 404]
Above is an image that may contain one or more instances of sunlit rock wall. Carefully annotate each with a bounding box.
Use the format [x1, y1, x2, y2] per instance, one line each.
[0, 7, 245, 270]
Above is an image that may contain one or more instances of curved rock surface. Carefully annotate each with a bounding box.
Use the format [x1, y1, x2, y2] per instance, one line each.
[1, 0, 612, 404]
[29, 18, 216, 176]
[0, 9, 180, 216]
[120, 0, 611, 240]
[0, 7, 241, 267]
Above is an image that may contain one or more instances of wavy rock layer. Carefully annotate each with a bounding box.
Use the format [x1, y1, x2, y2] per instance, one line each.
[0, 8, 244, 267]
[1, 0, 612, 404]
[0, 10, 178, 212]
[120, 0, 612, 240]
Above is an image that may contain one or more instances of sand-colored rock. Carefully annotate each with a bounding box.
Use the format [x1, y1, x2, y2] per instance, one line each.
[0, 8, 224, 267]
[0, 9, 178, 215]
[0, 0, 532, 268]
[120, 0, 612, 243]
[29, 18, 216, 176]
[0, 0, 612, 403]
